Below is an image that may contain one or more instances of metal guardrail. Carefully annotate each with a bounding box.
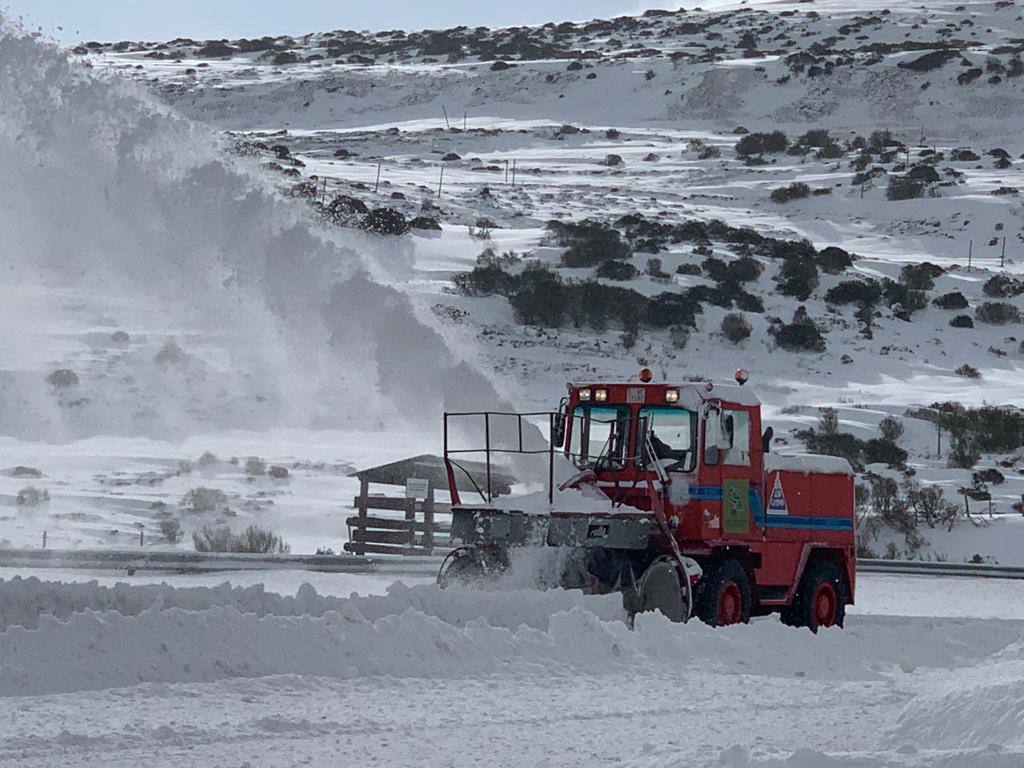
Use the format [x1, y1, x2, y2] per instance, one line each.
[0, 548, 442, 576]
[857, 558, 1024, 580]
[1, 549, 1022, 581]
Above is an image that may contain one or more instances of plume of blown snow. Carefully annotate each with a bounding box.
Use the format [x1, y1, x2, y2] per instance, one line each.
[0, 17, 499, 440]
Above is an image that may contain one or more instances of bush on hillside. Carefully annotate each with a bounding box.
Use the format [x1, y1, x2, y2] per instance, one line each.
[815, 246, 854, 274]
[770, 306, 826, 352]
[775, 254, 819, 300]
[735, 130, 789, 156]
[769, 182, 811, 203]
[950, 314, 974, 328]
[976, 301, 1021, 324]
[933, 291, 969, 310]
[900, 262, 944, 290]
[721, 313, 752, 343]
[596, 259, 639, 280]
[509, 265, 569, 326]
[886, 176, 926, 201]
[825, 279, 882, 306]
[983, 274, 1024, 298]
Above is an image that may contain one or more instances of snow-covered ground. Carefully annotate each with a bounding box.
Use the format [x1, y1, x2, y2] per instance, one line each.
[2, 571, 1024, 767]
[9, 2, 1024, 763]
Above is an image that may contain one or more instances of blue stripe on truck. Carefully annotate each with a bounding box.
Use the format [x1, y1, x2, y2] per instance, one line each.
[687, 485, 854, 531]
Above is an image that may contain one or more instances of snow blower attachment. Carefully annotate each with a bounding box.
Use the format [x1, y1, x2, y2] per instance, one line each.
[437, 374, 857, 630]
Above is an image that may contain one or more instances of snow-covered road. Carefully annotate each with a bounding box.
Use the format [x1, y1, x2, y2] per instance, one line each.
[2, 573, 1024, 766]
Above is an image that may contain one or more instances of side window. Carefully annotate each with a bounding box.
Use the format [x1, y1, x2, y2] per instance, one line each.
[724, 410, 751, 466]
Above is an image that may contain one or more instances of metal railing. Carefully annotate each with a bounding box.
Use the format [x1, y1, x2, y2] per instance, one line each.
[443, 411, 558, 505]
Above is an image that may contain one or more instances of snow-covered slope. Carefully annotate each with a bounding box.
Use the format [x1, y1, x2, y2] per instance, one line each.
[5, 3, 1024, 559]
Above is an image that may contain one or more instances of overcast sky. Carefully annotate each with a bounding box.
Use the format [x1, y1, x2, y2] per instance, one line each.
[3, 1, 674, 44]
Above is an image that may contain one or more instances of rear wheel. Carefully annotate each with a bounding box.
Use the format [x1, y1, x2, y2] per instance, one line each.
[782, 560, 847, 632]
[694, 559, 751, 627]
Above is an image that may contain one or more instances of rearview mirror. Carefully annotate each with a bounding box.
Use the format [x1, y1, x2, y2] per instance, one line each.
[552, 402, 567, 448]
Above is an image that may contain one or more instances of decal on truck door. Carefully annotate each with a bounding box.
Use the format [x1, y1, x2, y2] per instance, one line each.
[722, 478, 750, 534]
[767, 474, 789, 515]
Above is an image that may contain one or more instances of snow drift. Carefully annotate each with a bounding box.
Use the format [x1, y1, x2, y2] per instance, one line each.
[0, 19, 497, 441]
[1, 576, 1022, 697]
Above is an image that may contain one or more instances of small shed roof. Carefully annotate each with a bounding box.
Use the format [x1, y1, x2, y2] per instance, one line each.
[351, 454, 516, 495]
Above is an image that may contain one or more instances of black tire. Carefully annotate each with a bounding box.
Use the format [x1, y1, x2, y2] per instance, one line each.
[437, 548, 490, 588]
[694, 559, 751, 627]
[781, 559, 847, 632]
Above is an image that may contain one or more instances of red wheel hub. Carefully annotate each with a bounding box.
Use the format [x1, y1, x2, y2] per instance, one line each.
[717, 582, 743, 625]
[812, 582, 837, 628]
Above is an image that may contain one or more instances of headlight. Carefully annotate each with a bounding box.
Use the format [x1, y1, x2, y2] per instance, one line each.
[594, 389, 608, 402]
[579, 388, 592, 401]
[665, 388, 679, 403]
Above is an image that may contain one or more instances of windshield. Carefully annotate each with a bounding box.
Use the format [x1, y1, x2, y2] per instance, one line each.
[641, 406, 697, 472]
[569, 405, 629, 470]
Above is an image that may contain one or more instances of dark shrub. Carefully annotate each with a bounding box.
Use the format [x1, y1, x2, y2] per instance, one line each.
[933, 291, 969, 310]
[771, 307, 826, 352]
[676, 263, 702, 276]
[597, 259, 639, 280]
[703, 257, 730, 283]
[900, 262, 944, 290]
[816, 246, 854, 274]
[955, 363, 981, 378]
[887, 176, 926, 201]
[976, 301, 1021, 324]
[645, 292, 701, 329]
[775, 255, 819, 300]
[453, 265, 516, 297]
[898, 49, 957, 72]
[735, 130, 789, 156]
[983, 274, 1024, 298]
[46, 369, 79, 388]
[950, 314, 974, 328]
[362, 208, 408, 234]
[907, 164, 941, 183]
[408, 216, 442, 230]
[869, 130, 901, 150]
[825, 279, 882, 306]
[863, 438, 908, 467]
[721, 313, 753, 343]
[883, 280, 928, 320]
[549, 219, 631, 267]
[769, 182, 811, 203]
[510, 266, 568, 326]
[734, 291, 765, 313]
[730, 256, 764, 282]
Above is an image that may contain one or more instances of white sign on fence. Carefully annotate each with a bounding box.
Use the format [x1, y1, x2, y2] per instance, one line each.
[405, 477, 430, 500]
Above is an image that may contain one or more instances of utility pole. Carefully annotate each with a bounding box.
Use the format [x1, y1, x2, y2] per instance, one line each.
[438, 164, 444, 198]
[1001, 236, 1007, 269]
[442, 104, 450, 130]
[374, 162, 381, 193]
[968, 239, 973, 269]
[463, 111, 467, 131]
[512, 159, 517, 186]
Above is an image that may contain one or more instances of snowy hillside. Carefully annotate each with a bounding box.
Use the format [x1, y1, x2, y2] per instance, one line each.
[37, 0, 1024, 562]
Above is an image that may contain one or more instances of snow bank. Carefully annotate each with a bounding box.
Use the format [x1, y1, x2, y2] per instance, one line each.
[1, 577, 1022, 697]
[0, 20, 497, 440]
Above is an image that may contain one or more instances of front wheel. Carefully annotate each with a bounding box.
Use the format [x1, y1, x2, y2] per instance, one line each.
[694, 559, 751, 627]
[782, 560, 847, 632]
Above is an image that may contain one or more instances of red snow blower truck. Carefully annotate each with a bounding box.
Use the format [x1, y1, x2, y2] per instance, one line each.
[437, 370, 855, 631]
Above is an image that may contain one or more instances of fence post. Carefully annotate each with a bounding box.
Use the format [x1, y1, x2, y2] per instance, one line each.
[423, 486, 435, 554]
[442, 104, 450, 130]
[438, 165, 444, 198]
[42, 530, 46, 549]
[374, 162, 381, 193]
[968, 239, 973, 269]
[1001, 236, 1007, 269]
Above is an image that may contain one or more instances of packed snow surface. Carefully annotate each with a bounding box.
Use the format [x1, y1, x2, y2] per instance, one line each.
[2, 573, 1024, 766]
